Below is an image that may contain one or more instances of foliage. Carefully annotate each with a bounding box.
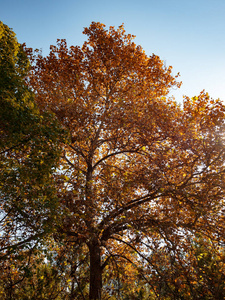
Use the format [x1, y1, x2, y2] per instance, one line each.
[144, 233, 225, 299]
[27, 22, 225, 299]
[0, 21, 65, 261]
[2, 21, 225, 299]
[0, 243, 67, 300]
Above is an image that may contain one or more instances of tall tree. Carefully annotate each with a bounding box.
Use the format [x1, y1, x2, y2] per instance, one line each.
[28, 22, 225, 299]
[0, 21, 64, 260]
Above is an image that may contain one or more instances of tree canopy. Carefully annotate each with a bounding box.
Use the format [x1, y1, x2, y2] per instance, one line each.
[1, 21, 225, 299]
[26, 22, 225, 299]
[0, 21, 64, 261]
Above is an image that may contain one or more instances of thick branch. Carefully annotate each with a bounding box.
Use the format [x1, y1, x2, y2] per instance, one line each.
[93, 148, 143, 170]
[100, 191, 161, 230]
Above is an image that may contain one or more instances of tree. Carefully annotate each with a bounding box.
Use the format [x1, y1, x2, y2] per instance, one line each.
[28, 22, 225, 299]
[0, 21, 64, 261]
[0, 240, 69, 300]
[144, 233, 225, 299]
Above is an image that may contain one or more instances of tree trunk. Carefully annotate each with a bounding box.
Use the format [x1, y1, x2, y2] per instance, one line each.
[89, 240, 102, 300]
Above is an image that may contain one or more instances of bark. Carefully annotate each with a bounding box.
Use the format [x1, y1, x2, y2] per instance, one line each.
[89, 240, 102, 300]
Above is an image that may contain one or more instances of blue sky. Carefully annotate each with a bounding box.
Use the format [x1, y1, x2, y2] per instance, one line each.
[1, 0, 225, 102]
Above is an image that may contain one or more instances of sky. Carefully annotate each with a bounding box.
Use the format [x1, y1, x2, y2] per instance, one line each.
[1, 0, 225, 103]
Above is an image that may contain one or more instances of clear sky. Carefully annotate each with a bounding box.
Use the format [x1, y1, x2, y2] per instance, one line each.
[1, 0, 225, 103]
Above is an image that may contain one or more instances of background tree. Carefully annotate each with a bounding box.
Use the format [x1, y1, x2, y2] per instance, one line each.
[0, 21, 65, 265]
[28, 22, 225, 299]
[0, 241, 69, 300]
[144, 233, 225, 299]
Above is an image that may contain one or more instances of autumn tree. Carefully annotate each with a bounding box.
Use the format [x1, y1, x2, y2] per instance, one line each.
[143, 232, 225, 299]
[28, 22, 225, 299]
[0, 240, 70, 300]
[0, 21, 64, 264]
